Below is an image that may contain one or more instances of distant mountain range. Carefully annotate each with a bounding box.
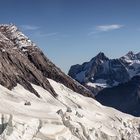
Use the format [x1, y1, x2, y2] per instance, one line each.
[68, 51, 140, 116]
[69, 51, 140, 88]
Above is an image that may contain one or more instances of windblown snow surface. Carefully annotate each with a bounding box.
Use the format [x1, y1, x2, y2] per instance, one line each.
[0, 78, 140, 140]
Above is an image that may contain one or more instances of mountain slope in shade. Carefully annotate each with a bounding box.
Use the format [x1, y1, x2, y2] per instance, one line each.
[96, 76, 140, 116]
[0, 24, 92, 98]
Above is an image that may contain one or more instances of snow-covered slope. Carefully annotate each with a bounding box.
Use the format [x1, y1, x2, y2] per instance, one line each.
[0, 79, 140, 140]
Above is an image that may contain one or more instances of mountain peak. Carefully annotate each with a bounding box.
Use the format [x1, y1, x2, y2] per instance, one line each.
[0, 23, 17, 32]
[93, 52, 109, 61]
[0, 23, 37, 53]
[126, 51, 134, 57]
[120, 51, 135, 61]
[122, 51, 140, 61]
[97, 51, 105, 56]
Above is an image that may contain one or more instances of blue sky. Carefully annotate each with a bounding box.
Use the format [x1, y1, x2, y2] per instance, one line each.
[0, 0, 140, 73]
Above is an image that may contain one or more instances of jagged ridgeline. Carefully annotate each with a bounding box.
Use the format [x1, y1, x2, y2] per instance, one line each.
[0, 24, 92, 98]
[68, 51, 140, 94]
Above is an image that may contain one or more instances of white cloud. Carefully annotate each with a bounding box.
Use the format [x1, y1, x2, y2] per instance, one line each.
[34, 31, 58, 37]
[96, 24, 124, 32]
[20, 25, 40, 30]
[88, 24, 124, 36]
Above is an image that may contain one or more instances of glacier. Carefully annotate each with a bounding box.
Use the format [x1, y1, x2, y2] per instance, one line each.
[0, 79, 140, 140]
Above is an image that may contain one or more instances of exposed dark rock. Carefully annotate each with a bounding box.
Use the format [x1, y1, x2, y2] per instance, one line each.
[0, 40, 56, 97]
[24, 101, 31, 106]
[0, 24, 92, 98]
[28, 51, 93, 97]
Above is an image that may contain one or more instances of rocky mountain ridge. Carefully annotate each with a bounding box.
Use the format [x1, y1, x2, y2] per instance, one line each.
[68, 51, 140, 94]
[0, 24, 92, 98]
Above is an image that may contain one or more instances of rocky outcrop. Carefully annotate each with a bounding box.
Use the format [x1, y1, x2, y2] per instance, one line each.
[0, 34, 56, 97]
[24, 45, 93, 97]
[0, 24, 92, 97]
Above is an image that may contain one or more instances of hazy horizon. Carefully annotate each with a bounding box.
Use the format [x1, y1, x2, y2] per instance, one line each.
[0, 0, 140, 73]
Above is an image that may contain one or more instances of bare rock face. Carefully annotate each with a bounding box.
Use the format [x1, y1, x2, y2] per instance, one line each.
[0, 26, 56, 97]
[0, 24, 92, 98]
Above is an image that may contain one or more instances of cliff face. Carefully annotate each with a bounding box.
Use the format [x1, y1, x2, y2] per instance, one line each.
[0, 24, 92, 98]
